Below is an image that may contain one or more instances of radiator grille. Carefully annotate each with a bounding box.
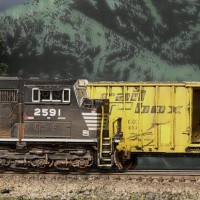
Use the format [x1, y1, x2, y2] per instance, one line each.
[0, 90, 18, 102]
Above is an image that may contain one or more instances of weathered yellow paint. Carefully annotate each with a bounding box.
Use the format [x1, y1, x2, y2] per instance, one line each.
[87, 82, 200, 153]
[160, 125, 171, 145]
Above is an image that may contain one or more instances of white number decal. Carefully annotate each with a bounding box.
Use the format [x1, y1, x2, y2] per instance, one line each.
[34, 108, 61, 117]
[42, 109, 48, 116]
[49, 109, 56, 116]
[34, 108, 40, 116]
[58, 109, 61, 117]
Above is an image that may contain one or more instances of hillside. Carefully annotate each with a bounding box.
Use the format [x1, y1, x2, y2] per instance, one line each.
[0, 0, 200, 81]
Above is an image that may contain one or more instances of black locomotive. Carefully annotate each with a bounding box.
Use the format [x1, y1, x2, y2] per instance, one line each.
[0, 77, 122, 171]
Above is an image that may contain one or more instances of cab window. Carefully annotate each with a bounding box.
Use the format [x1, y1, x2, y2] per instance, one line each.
[32, 88, 70, 103]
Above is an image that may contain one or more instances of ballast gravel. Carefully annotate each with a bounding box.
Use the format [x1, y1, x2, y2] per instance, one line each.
[0, 174, 199, 200]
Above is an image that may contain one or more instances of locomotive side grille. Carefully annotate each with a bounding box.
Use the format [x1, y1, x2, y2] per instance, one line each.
[82, 113, 108, 130]
[0, 90, 18, 102]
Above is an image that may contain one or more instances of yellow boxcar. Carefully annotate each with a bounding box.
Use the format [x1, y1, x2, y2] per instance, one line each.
[88, 82, 200, 154]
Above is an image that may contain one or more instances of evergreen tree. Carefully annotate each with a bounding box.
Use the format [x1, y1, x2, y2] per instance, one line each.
[0, 34, 7, 75]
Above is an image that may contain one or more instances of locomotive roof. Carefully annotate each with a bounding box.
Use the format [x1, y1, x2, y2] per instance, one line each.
[24, 78, 77, 85]
[0, 76, 19, 80]
[0, 76, 77, 85]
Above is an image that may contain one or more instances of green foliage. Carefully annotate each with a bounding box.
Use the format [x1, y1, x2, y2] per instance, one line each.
[0, 63, 8, 75]
[0, 34, 2, 53]
[0, 34, 7, 75]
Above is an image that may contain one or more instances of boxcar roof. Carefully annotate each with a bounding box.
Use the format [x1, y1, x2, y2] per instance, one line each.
[89, 81, 200, 87]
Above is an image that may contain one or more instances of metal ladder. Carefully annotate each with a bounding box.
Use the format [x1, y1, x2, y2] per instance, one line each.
[99, 137, 112, 167]
[98, 106, 113, 168]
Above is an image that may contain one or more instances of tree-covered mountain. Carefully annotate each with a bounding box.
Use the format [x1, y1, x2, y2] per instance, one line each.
[0, 0, 200, 81]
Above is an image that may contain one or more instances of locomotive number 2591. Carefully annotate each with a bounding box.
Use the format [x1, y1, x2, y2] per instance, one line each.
[34, 108, 61, 117]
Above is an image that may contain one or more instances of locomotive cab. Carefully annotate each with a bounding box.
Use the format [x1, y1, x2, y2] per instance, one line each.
[22, 79, 99, 141]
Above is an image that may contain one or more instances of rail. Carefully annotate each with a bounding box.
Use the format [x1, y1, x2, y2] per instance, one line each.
[2, 169, 200, 177]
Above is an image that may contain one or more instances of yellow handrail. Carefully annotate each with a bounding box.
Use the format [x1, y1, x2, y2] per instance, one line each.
[100, 105, 104, 159]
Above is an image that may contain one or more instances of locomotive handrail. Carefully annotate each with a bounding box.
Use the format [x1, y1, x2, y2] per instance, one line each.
[100, 105, 104, 159]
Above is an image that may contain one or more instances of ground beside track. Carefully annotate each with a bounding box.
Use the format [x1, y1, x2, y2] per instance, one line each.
[0, 171, 200, 200]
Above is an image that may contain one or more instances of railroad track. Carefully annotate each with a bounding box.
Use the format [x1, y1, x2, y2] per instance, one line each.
[125, 169, 200, 176]
[1, 169, 200, 177]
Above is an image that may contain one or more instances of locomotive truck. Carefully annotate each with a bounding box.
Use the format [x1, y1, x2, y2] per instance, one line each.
[1, 77, 200, 171]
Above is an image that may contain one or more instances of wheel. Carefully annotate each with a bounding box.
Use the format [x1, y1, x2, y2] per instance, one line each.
[114, 150, 137, 170]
